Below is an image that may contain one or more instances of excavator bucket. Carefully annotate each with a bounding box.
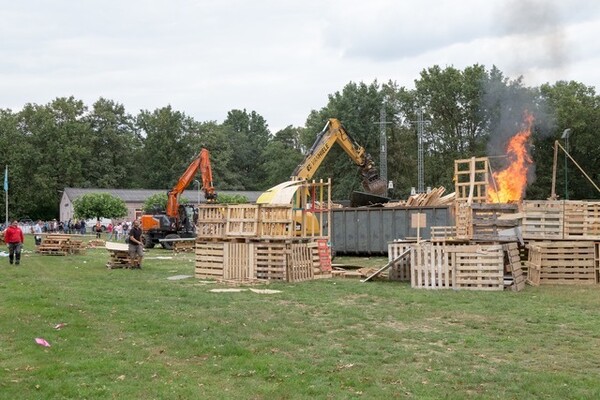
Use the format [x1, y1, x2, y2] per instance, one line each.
[362, 178, 387, 196]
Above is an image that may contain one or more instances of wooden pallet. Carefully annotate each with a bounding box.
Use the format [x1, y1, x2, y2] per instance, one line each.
[288, 242, 316, 282]
[470, 203, 520, 241]
[105, 242, 134, 269]
[522, 201, 564, 240]
[527, 241, 596, 285]
[388, 240, 415, 281]
[595, 242, 600, 284]
[254, 241, 287, 281]
[563, 201, 600, 240]
[195, 241, 226, 279]
[226, 204, 259, 237]
[504, 242, 526, 291]
[447, 245, 504, 291]
[454, 157, 489, 204]
[258, 205, 293, 238]
[410, 243, 453, 289]
[197, 205, 227, 239]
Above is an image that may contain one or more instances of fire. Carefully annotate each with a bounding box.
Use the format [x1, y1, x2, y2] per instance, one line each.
[487, 111, 534, 203]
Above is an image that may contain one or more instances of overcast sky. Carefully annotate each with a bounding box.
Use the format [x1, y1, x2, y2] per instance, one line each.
[2, 0, 599, 132]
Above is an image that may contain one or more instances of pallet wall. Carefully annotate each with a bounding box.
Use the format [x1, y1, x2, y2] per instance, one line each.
[526, 241, 597, 285]
[522, 200, 600, 240]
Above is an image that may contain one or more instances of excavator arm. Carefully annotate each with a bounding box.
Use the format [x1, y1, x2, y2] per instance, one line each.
[166, 148, 217, 217]
[292, 118, 386, 195]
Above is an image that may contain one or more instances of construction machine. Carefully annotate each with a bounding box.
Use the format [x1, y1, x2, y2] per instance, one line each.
[141, 148, 217, 249]
[292, 118, 387, 195]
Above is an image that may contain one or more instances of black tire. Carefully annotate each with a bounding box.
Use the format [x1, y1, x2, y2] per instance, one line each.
[161, 233, 180, 250]
[142, 234, 155, 249]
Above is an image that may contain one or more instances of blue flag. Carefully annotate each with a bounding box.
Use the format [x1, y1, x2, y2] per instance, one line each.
[3, 166, 7, 192]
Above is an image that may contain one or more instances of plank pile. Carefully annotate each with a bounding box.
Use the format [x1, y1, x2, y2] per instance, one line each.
[172, 240, 195, 253]
[404, 187, 455, 207]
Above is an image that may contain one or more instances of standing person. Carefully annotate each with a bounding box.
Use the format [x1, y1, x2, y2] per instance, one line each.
[122, 220, 129, 242]
[33, 220, 43, 246]
[106, 223, 114, 241]
[4, 220, 24, 265]
[114, 222, 122, 241]
[128, 220, 144, 269]
[94, 221, 103, 239]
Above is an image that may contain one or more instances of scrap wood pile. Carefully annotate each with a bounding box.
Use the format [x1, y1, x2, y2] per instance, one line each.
[87, 239, 106, 248]
[36, 234, 86, 255]
[384, 186, 455, 208]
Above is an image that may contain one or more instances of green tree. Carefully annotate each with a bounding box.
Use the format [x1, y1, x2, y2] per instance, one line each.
[222, 109, 271, 190]
[142, 193, 191, 213]
[73, 193, 128, 220]
[216, 193, 248, 204]
[136, 106, 197, 189]
[262, 126, 304, 187]
[86, 98, 141, 188]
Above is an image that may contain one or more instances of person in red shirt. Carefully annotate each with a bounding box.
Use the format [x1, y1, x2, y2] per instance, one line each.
[4, 220, 24, 265]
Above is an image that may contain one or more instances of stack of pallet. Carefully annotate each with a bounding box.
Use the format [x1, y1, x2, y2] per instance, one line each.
[36, 234, 74, 255]
[399, 241, 524, 291]
[105, 242, 132, 269]
[195, 202, 330, 283]
[172, 240, 195, 253]
[404, 187, 455, 207]
[521, 200, 600, 286]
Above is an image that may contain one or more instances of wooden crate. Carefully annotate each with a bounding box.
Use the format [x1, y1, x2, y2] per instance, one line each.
[226, 204, 259, 237]
[410, 243, 453, 289]
[388, 240, 414, 281]
[195, 241, 226, 279]
[430, 226, 458, 242]
[563, 201, 600, 240]
[105, 242, 132, 269]
[527, 241, 596, 285]
[446, 245, 504, 291]
[522, 201, 563, 240]
[197, 205, 227, 239]
[258, 205, 293, 238]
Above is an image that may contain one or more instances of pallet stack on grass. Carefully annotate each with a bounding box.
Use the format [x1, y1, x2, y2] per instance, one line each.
[105, 242, 133, 269]
[172, 240, 195, 253]
[195, 201, 331, 283]
[521, 200, 600, 286]
[396, 241, 524, 291]
[36, 234, 86, 255]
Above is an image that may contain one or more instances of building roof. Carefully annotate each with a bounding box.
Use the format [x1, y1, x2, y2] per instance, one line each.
[63, 187, 263, 203]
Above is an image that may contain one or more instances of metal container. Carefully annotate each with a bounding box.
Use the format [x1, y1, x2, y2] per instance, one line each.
[330, 206, 453, 255]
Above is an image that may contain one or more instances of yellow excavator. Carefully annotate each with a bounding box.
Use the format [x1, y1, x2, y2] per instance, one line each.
[258, 118, 387, 205]
[257, 118, 387, 235]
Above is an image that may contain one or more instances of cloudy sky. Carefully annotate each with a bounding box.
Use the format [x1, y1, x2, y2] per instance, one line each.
[1, 0, 599, 132]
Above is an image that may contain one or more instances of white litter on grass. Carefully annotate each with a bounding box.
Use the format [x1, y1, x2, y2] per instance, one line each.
[249, 288, 282, 294]
[145, 256, 173, 260]
[167, 275, 194, 281]
[210, 288, 247, 293]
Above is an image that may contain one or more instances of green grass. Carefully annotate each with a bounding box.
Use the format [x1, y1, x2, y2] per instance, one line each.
[1, 237, 600, 399]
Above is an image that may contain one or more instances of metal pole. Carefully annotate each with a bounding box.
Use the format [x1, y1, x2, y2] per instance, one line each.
[564, 134, 569, 200]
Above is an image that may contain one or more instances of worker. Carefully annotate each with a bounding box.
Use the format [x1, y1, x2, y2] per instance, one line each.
[128, 220, 144, 269]
[4, 220, 24, 265]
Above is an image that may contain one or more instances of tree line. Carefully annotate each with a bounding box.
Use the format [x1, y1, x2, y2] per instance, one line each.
[1, 64, 599, 220]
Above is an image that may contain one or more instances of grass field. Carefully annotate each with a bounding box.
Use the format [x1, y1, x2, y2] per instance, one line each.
[1, 236, 600, 399]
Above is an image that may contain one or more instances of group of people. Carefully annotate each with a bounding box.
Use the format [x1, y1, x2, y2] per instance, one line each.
[103, 221, 131, 241]
[3, 219, 145, 269]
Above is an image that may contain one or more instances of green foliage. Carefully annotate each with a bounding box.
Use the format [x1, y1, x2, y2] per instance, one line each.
[73, 193, 128, 220]
[142, 193, 191, 213]
[216, 193, 248, 204]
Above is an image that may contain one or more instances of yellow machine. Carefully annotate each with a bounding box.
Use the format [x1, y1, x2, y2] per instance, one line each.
[290, 118, 386, 195]
[257, 118, 387, 235]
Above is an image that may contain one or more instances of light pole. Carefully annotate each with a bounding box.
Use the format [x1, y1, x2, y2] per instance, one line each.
[194, 179, 201, 204]
[561, 129, 571, 200]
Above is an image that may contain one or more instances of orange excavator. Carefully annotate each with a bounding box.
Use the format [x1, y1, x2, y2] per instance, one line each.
[141, 148, 217, 249]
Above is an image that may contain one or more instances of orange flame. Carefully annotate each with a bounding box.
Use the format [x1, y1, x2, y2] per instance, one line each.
[487, 111, 534, 203]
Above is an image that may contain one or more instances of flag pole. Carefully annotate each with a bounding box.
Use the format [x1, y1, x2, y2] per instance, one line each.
[4, 166, 8, 226]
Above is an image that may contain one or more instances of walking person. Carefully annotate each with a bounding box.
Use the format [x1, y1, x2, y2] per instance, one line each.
[4, 220, 24, 265]
[128, 220, 144, 269]
[94, 221, 103, 239]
